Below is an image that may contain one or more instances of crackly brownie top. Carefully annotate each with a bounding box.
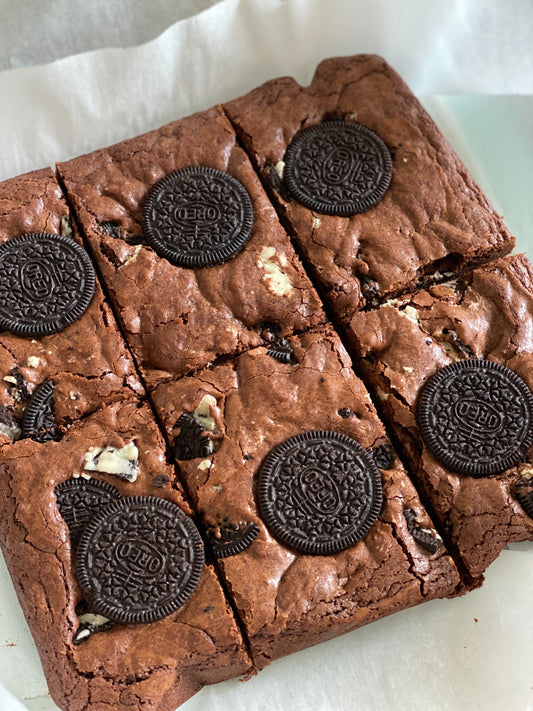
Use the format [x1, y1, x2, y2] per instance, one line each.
[0, 168, 141, 446]
[348, 254, 533, 577]
[152, 327, 459, 663]
[57, 106, 324, 388]
[0, 398, 250, 706]
[225, 54, 514, 315]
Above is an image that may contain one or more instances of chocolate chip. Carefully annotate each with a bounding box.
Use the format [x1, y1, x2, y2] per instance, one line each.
[75, 496, 205, 624]
[142, 167, 254, 269]
[55, 478, 122, 548]
[207, 522, 259, 559]
[417, 359, 533, 476]
[267, 339, 297, 364]
[371, 444, 394, 470]
[283, 120, 392, 215]
[21, 380, 60, 443]
[173, 413, 214, 460]
[257, 430, 383, 555]
[0, 233, 95, 337]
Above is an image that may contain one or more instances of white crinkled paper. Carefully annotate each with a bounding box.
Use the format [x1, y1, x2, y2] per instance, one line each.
[0, 1, 531, 710]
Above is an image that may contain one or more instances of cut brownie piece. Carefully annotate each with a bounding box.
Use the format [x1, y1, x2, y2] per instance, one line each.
[347, 253, 533, 583]
[151, 326, 460, 668]
[0, 168, 142, 446]
[224, 54, 515, 318]
[0, 398, 251, 711]
[57, 106, 325, 389]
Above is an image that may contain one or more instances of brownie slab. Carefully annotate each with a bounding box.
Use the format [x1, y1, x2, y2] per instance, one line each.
[0, 397, 251, 711]
[57, 106, 325, 389]
[151, 326, 460, 669]
[224, 54, 515, 317]
[347, 254, 533, 583]
[0, 168, 142, 446]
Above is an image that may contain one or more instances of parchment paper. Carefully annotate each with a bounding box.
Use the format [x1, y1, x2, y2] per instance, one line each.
[0, 1, 531, 709]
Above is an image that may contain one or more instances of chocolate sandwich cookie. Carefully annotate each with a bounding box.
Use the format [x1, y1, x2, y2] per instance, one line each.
[0, 233, 95, 337]
[348, 253, 533, 581]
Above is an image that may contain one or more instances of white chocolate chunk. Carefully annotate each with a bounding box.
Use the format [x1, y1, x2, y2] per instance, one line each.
[198, 459, 212, 471]
[0, 420, 21, 440]
[275, 160, 285, 179]
[78, 612, 110, 627]
[2, 376, 17, 385]
[193, 395, 217, 432]
[402, 305, 419, 324]
[60, 215, 73, 238]
[26, 356, 40, 368]
[438, 341, 462, 362]
[83, 442, 139, 482]
[122, 243, 142, 267]
[313, 217, 321, 229]
[376, 387, 389, 401]
[257, 246, 292, 296]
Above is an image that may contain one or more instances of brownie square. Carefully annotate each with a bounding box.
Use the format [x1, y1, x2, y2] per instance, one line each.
[57, 106, 325, 389]
[347, 254, 533, 583]
[0, 168, 142, 445]
[151, 326, 460, 668]
[0, 398, 251, 711]
[224, 54, 515, 318]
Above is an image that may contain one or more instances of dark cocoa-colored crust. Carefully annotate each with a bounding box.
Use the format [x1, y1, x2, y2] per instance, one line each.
[347, 254, 533, 581]
[224, 54, 515, 318]
[0, 168, 142, 446]
[0, 399, 251, 711]
[151, 327, 460, 669]
[57, 106, 325, 388]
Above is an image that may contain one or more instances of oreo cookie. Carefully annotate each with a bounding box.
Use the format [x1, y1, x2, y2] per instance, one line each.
[283, 120, 392, 215]
[0, 233, 95, 337]
[267, 339, 296, 365]
[371, 444, 394, 470]
[55, 478, 122, 548]
[174, 412, 214, 460]
[207, 522, 259, 560]
[142, 166, 254, 269]
[257, 430, 383, 555]
[518, 490, 533, 519]
[21, 379, 60, 442]
[417, 359, 533, 476]
[410, 527, 442, 554]
[76, 496, 204, 624]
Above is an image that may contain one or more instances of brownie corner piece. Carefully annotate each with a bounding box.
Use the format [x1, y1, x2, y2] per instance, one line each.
[346, 253, 533, 582]
[56, 105, 325, 388]
[224, 53, 514, 319]
[0, 167, 143, 448]
[0, 397, 251, 710]
[151, 325, 460, 668]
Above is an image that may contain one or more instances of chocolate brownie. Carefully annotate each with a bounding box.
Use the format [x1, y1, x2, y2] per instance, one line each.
[56, 106, 325, 389]
[224, 54, 515, 317]
[347, 254, 533, 583]
[0, 398, 251, 711]
[151, 326, 460, 668]
[0, 168, 142, 446]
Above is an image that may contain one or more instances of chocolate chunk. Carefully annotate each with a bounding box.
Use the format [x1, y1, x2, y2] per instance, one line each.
[207, 522, 259, 559]
[410, 526, 442, 554]
[173, 413, 214, 460]
[371, 444, 394, 470]
[417, 359, 533, 476]
[257, 430, 383, 555]
[55, 478, 122, 548]
[0, 233, 95, 337]
[267, 339, 296, 364]
[283, 120, 392, 215]
[75, 496, 205, 624]
[21, 380, 60, 443]
[142, 166, 254, 268]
